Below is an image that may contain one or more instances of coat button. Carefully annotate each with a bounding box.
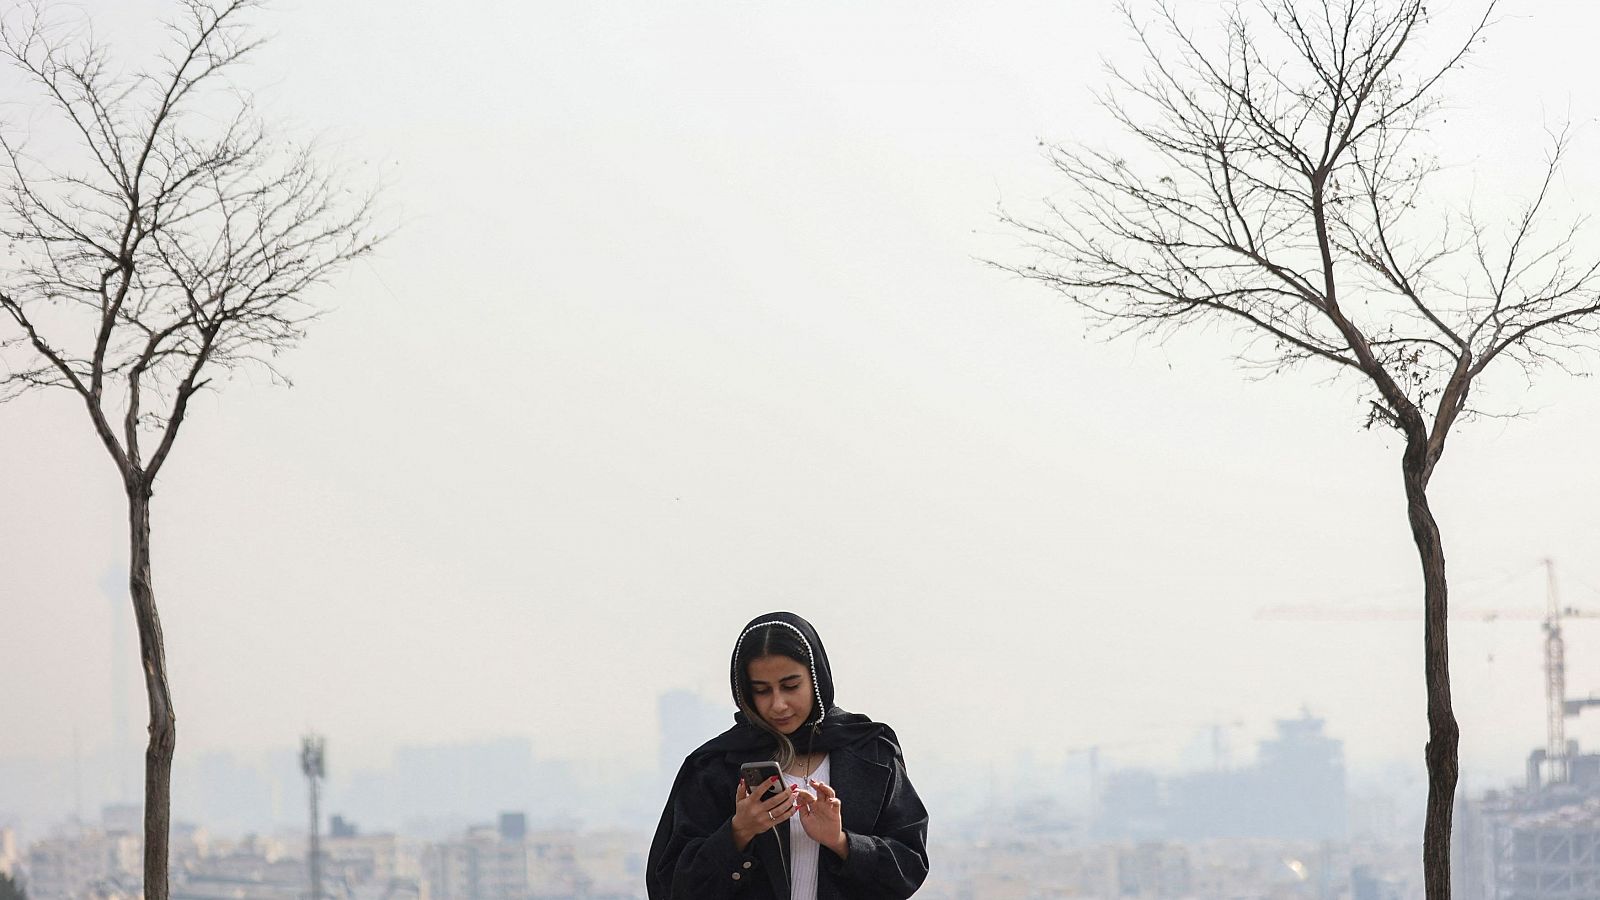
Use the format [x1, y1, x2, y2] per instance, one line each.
[731, 872, 741, 881]
[742, 861, 753, 869]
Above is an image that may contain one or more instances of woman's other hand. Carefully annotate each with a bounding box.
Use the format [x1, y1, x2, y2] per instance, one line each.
[730, 778, 799, 851]
[799, 779, 848, 858]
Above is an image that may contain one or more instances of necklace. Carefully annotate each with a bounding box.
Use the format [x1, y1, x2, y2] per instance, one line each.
[786, 752, 821, 778]
[788, 723, 823, 781]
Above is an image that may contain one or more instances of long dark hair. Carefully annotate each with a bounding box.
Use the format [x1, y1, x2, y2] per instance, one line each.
[733, 621, 821, 770]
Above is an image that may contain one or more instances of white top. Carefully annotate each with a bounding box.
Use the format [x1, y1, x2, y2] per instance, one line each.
[780, 754, 831, 900]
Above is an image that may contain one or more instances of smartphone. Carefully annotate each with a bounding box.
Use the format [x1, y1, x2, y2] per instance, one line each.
[740, 760, 784, 802]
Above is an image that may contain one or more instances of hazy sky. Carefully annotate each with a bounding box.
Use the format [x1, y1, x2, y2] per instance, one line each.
[6, 0, 1600, 808]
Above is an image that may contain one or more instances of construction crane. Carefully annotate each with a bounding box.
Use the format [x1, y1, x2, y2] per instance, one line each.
[1535, 560, 1600, 783]
[1257, 559, 1600, 786]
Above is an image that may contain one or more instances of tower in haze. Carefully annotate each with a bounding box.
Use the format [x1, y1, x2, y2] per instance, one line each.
[99, 565, 134, 803]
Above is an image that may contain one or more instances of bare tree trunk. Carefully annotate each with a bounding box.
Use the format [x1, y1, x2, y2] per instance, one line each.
[1404, 443, 1458, 900]
[127, 475, 175, 900]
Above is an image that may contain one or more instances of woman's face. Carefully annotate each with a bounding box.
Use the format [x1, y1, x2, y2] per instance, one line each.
[746, 654, 813, 735]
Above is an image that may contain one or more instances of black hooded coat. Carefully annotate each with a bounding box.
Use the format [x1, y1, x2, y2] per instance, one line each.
[646, 612, 929, 899]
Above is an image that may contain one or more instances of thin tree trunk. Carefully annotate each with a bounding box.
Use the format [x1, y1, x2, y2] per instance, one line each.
[1404, 446, 1459, 900]
[127, 476, 175, 900]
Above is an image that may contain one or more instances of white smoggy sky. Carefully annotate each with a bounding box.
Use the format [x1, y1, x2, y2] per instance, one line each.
[5, 0, 1600, 797]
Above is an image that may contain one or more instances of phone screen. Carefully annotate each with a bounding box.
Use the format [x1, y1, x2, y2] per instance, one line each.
[740, 760, 784, 801]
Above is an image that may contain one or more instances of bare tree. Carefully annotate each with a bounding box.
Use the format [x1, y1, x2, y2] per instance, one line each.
[0, 2, 379, 897]
[1000, 1, 1600, 896]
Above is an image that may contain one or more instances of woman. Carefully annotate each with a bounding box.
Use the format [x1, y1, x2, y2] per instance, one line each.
[647, 611, 929, 900]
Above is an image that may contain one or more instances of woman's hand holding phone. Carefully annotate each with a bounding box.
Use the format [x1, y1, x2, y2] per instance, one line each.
[730, 775, 799, 851]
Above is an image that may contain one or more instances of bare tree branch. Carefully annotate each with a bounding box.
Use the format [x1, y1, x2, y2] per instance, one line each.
[0, 4, 385, 899]
[997, 4, 1598, 898]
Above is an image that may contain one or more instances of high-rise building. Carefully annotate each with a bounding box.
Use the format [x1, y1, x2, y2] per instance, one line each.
[1102, 711, 1348, 842]
[0, 827, 18, 877]
[657, 690, 729, 779]
[100, 565, 136, 806]
[1253, 712, 1348, 840]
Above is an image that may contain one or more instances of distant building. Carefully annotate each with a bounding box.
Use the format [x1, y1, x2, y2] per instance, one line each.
[171, 830, 415, 900]
[1095, 770, 1167, 842]
[497, 814, 525, 843]
[657, 690, 729, 779]
[1254, 712, 1348, 840]
[322, 829, 425, 900]
[1115, 842, 1191, 898]
[567, 828, 646, 898]
[0, 827, 17, 877]
[1458, 751, 1600, 900]
[24, 828, 141, 900]
[174, 835, 303, 900]
[422, 817, 596, 900]
[1100, 711, 1348, 842]
[177, 752, 273, 834]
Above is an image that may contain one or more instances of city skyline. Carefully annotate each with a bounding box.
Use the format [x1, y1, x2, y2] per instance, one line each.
[7, 2, 1600, 881]
[0, 705, 1430, 899]
[0, 696, 1464, 846]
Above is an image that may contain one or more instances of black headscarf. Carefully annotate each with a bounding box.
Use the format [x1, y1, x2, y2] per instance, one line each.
[689, 610, 884, 758]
